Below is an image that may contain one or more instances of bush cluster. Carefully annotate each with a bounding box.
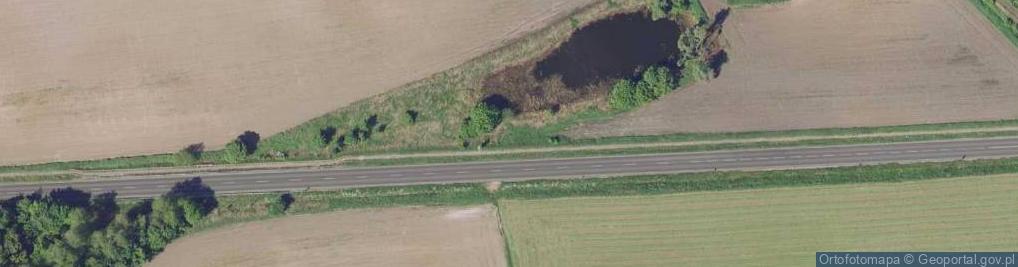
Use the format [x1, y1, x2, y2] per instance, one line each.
[608, 65, 677, 110]
[459, 103, 504, 139]
[0, 178, 216, 266]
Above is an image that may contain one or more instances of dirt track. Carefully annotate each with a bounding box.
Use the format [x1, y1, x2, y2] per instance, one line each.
[569, 0, 1018, 138]
[147, 206, 506, 267]
[0, 0, 593, 165]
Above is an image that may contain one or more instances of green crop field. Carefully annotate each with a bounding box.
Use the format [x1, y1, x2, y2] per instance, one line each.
[499, 174, 1018, 266]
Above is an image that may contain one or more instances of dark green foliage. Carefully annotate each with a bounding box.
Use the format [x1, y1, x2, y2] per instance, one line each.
[459, 103, 504, 139]
[647, 0, 707, 22]
[0, 178, 216, 266]
[608, 65, 677, 110]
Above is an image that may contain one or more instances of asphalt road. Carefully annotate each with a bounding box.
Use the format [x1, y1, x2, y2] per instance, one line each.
[4, 137, 1018, 198]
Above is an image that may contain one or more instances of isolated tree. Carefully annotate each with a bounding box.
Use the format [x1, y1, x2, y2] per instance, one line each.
[235, 131, 260, 156]
[181, 143, 205, 161]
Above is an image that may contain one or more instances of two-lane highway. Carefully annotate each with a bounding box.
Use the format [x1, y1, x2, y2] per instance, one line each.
[3, 137, 1018, 198]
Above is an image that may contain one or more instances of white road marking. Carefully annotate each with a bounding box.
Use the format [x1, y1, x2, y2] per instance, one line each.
[920, 149, 936, 152]
[490, 169, 502, 173]
[889, 151, 902, 154]
[592, 164, 604, 168]
[356, 175, 369, 179]
[690, 160, 704, 163]
[938, 148, 953, 151]
[522, 168, 537, 171]
[754, 157, 770, 160]
[455, 171, 468, 174]
[854, 153, 869, 156]
[623, 163, 637, 166]
[555, 166, 569, 169]
[790, 155, 803, 159]
[822, 154, 835, 157]
[288, 179, 301, 182]
[423, 172, 436, 175]
[256, 180, 268, 183]
[773, 156, 786, 159]
[989, 145, 1018, 149]
[124, 186, 136, 189]
[722, 159, 736, 162]
[906, 150, 919, 153]
[322, 177, 337, 180]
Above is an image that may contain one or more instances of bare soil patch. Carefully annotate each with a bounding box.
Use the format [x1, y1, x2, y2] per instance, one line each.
[569, 0, 1018, 138]
[0, 0, 593, 165]
[147, 205, 506, 267]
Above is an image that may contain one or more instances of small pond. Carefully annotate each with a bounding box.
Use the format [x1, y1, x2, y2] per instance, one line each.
[534, 12, 681, 89]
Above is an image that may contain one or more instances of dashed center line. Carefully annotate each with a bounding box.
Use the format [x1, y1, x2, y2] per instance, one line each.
[522, 168, 537, 171]
[256, 180, 268, 183]
[989, 145, 1018, 149]
[423, 172, 436, 175]
[455, 171, 468, 174]
[555, 166, 569, 170]
[623, 163, 637, 166]
[356, 175, 369, 179]
[288, 178, 301, 182]
[322, 177, 337, 180]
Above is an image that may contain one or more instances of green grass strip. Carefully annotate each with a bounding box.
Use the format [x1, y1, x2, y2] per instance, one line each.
[971, 0, 1018, 48]
[495, 156, 1018, 200]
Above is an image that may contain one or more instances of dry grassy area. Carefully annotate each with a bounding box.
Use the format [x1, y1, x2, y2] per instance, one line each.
[0, 0, 594, 165]
[570, 0, 1018, 138]
[499, 174, 1018, 266]
[148, 205, 506, 267]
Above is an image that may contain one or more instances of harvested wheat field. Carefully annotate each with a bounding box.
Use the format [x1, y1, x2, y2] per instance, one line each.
[148, 205, 506, 267]
[499, 174, 1018, 266]
[570, 0, 1018, 138]
[0, 0, 594, 165]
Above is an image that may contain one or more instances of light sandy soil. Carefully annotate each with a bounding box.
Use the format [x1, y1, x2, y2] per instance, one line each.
[0, 0, 594, 165]
[569, 0, 1018, 138]
[147, 205, 506, 267]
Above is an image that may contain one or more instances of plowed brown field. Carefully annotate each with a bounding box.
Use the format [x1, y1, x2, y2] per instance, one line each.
[569, 0, 1018, 138]
[148, 206, 506, 267]
[0, 0, 593, 165]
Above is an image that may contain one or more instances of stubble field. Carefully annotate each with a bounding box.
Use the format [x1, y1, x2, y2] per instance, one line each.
[148, 205, 506, 267]
[570, 0, 1018, 138]
[0, 0, 593, 165]
[499, 174, 1018, 266]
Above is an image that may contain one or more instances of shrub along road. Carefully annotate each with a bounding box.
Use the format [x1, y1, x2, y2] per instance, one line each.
[2, 137, 1018, 198]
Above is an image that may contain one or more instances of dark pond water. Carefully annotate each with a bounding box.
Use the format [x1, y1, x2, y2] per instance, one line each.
[534, 12, 681, 89]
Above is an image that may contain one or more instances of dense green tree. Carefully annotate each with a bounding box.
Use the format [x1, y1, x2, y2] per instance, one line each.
[608, 65, 677, 110]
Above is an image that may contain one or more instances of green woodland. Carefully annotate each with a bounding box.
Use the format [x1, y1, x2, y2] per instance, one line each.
[0, 178, 217, 266]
